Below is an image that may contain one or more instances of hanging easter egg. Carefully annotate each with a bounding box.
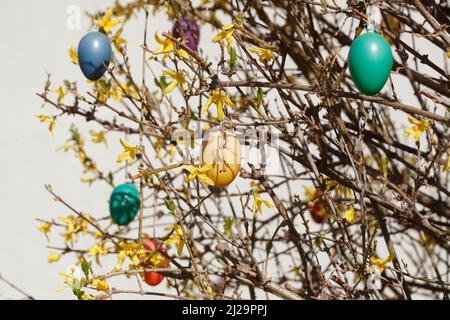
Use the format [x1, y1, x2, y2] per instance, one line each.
[348, 31, 393, 96]
[201, 128, 241, 188]
[142, 239, 169, 254]
[144, 269, 167, 286]
[109, 183, 140, 226]
[142, 239, 160, 252]
[172, 17, 200, 52]
[310, 202, 328, 224]
[77, 32, 112, 81]
[142, 239, 169, 287]
[306, 189, 328, 224]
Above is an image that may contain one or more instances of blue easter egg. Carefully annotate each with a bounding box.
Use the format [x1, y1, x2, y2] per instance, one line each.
[77, 32, 112, 81]
[109, 183, 140, 226]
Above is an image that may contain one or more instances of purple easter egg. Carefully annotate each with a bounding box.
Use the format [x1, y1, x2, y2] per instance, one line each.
[172, 17, 200, 52]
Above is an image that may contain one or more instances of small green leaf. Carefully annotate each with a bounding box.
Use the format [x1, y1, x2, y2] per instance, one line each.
[45, 78, 51, 91]
[64, 80, 71, 90]
[224, 216, 234, 237]
[256, 88, 264, 106]
[229, 47, 237, 70]
[99, 80, 111, 94]
[107, 172, 114, 185]
[73, 288, 85, 300]
[165, 199, 175, 214]
[81, 258, 92, 280]
[155, 76, 168, 91]
[72, 278, 83, 291]
[143, 170, 151, 183]
[381, 156, 388, 178]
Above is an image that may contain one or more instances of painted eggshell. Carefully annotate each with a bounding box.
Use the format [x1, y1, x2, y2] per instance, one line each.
[109, 183, 140, 226]
[142, 239, 169, 287]
[201, 129, 241, 188]
[144, 271, 164, 286]
[310, 203, 328, 224]
[77, 32, 112, 81]
[172, 17, 200, 52]
[142, 239, 159, 251]
[348, 31, 393, 96]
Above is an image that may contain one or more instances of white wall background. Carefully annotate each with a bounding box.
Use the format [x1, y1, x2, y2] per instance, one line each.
[0, 0, 151, 300]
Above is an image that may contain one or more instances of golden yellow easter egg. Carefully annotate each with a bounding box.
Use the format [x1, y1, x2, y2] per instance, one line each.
[382, 15, 402, 45]
[201, 128, 241, 188]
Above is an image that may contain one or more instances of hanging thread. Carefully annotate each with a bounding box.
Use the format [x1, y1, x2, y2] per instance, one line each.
[366, 5, 382, 32]
[92, 0, 101, 29]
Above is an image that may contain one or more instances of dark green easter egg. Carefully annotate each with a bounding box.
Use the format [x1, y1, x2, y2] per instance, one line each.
[348, 31, 393, 96]
[109, 183, 140, 226]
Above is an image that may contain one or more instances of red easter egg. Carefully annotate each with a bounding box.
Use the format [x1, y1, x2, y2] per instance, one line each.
[144, 263, 169, 286]
[142, 239, 159, 251]
[310, 203, 327, 224]
[142, 239, 168, 253]
[144, 271, 165, 286]
[141, 239, 170, 287]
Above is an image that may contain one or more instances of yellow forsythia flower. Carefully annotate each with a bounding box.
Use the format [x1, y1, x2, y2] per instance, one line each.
[94, 8, 121, 32]
[37, 222, 52, 241]
[112, 28, 127, 49]
[91, 279, 110, 292]
[37, 222, 52, 234]
[36, 115, 56, 136]
[88, 243, 108, 256]
[90, 131, 108, 147]
[115, 241, 142, 271]
[116, 139, 139, 164]
[443, 149, 450, 172]
[252, 191, 273, 215]
[404, 116, 430, 142]
[371, 255, 393, 273]
[57, 215, 89, 244]
[212, 24, 235, 53]
[53, 86, 67, 104]
[251, 184, 273, 215]
[249, 47, 276, 63]
[163, 70, 186, 95]
[48, 252, 61, 263]
[68, 46, 78, 65]
[202, 90, 236, 120]
[305, 187, 318, 202]
[154, 33, 189, 62]
[165, 224, 185, 256]
[182, 164, 215, 186]
[344, 205, 355, 224]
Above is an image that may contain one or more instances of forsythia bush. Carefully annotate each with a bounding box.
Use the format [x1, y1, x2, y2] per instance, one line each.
[35, 0, 450, 300]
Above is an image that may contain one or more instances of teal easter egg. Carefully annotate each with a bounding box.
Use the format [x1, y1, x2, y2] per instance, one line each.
[109, 183, 140, 226]
[348, 31, 393, 96]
